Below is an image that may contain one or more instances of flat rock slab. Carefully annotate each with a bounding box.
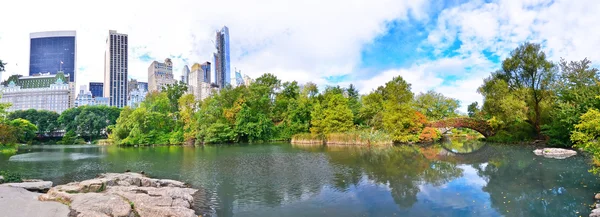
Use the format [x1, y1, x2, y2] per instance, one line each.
[533, 148, 577, 159]
[40, 172, 198, 217]
[0, 186, 69, 217]
[1, 181, 53, 192]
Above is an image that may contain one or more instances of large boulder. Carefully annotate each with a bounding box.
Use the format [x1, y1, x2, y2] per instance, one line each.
[40, 172, 199, 217]
[0, 186, 69, 217]
[533, 148, 577, 159]
[0, 175, 4, 184]
[1, 181, 53, 192]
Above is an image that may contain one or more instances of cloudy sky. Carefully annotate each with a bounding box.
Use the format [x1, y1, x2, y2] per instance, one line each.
[1, 0, 599, 111]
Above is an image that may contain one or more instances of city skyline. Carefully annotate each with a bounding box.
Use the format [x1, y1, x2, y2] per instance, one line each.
[1, 0, 600, 112]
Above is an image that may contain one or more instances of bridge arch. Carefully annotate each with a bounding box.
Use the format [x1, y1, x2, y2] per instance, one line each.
[426, 118, 495, 138]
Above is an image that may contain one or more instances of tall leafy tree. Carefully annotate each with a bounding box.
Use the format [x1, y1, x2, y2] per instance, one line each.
[381, 76, 420, 142]
[310, 93, 354, 134]
[414, 90, 459, 121]
[497, 42, 556, 137]
[543, 58, 600, 146]
[346, 84, 361, 125]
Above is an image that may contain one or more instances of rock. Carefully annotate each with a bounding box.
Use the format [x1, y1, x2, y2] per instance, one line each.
[1, 181, 53, 192]
[0, 175, 4, 184]
[595, 193, 600, 200]
[592, 208, 600, 217]
[533, 148, 577, 159]
[40, 172, 199, 217]
[68, 193, 133, 217]
[0, 186, 69, 217]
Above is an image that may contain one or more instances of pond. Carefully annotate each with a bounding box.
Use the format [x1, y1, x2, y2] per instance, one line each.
[0, 139, 598, 217]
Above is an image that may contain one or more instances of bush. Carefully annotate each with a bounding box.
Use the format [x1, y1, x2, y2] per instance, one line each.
[0, 170, 22, 183]
[419, 127, 442, 143]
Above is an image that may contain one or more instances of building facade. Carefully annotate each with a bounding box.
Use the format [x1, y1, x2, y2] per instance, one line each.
[148, 58, 175, 92]
[74, 85, 109, 107]
[181, 65, 190, 85]
[214, 26, 230, 88]
[104, 30, 128, 108]
[188, 62, 216, 101]
[89, 82, 103, 98]
[127, 81, 147, 108]
[0, 72, 71, 113]
[29, 31, 77, 83]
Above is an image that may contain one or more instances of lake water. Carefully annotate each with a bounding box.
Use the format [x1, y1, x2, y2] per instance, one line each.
[0, 140, 598, 217]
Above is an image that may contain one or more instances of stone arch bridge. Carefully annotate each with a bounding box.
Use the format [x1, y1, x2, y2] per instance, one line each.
[426, 117, 495, 138]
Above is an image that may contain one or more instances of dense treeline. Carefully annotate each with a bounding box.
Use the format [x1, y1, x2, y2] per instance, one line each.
[468, 43, 600, 146]
[109, 74, 458, 145]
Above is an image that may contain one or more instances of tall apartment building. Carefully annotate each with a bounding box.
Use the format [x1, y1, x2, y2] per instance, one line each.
[103, 30, 128, 108]
[148, 58, 175, 92]
[214, 26, 230, 88]
[188, 62, 214, 101]
[0, 72, 71, 113]
[89, 82, 103, 98]
[181, 65, 190, 85]
[29, 31, 77, 82]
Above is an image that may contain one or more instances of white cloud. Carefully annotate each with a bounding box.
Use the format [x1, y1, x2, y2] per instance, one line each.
[357, 54, 494, 112]
[0, 0, 429, 92]
[359, 0, 600, 113]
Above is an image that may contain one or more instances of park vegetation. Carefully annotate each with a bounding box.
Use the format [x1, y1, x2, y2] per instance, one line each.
[1, 42, 600, 159]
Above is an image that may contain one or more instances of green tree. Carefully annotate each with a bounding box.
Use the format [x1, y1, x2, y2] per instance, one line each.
[497, 42, 556, 137]
[381, 76, 420, 142]
[8, 109, 60, 135]
[163, 82, 189, 113]
[178, 94, 198, 143]
[467, 102, 480, 118]
[414, 90, 459, 121]
[543, 58, 600, 146]
[346, 84, 361, 125]
[9, 118, 38, 143]
[358, 87, 384, 129]
[571, 108, 600, 172]
[310, 93, 354, 134]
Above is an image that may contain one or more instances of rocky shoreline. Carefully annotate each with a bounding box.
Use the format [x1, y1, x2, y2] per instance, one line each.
[0, 172, 202, 217]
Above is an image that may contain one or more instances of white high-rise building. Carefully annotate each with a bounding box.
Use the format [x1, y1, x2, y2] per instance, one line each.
[148, 58, 175, 92]
[104, 30, 128, 108]
[188, 62, 216, 101]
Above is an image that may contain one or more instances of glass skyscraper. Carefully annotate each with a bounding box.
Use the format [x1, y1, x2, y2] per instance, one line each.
[88, 82, 103, 98]
[29, 31, 76, 82]
[214, 26, 230, 88]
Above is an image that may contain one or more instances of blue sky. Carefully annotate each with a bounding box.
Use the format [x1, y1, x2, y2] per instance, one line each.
[1, 0, 599, 112]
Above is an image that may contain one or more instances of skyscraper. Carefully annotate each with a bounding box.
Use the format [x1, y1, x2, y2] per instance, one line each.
[29, 31, 76, 82]
[214, 26, 230, 88]
[148, 58, 175, 92]
[89, 82, 103, 98]
[181, 65, 190, 85]
[104, 30, 128, 108]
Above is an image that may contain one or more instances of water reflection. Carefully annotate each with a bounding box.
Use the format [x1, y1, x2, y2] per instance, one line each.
[0, 143, 598, 217]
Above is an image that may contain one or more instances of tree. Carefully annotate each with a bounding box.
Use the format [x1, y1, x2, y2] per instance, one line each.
[59, 106, 121, 141]
[178, 94, 198, 143]
[310, 93, 354, 135]
[414, 90, 459, 121]
[163, 82, 188, 113]
[358, 87, 384, 129]
[543, 58, 600, 146]
[497, 42, 556, 137]
[8, 109, 60, 135]
[9, 118, 38, 143]
[571, 108, 600, 172]
[0, 59, 5, 74]
[346, 84, 362, 125]
[467, 102, 480, 118]
[381, 76, 421, 142]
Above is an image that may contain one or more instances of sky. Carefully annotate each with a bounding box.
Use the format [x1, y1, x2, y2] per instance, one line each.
[1, 0, 599, 112]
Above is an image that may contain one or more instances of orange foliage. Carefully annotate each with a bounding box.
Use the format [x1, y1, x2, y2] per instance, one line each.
[419, 127, 441, 143]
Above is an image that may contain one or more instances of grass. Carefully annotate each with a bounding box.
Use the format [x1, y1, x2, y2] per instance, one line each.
[291, 133, 324, 144]
[292, 130, 393, 146]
